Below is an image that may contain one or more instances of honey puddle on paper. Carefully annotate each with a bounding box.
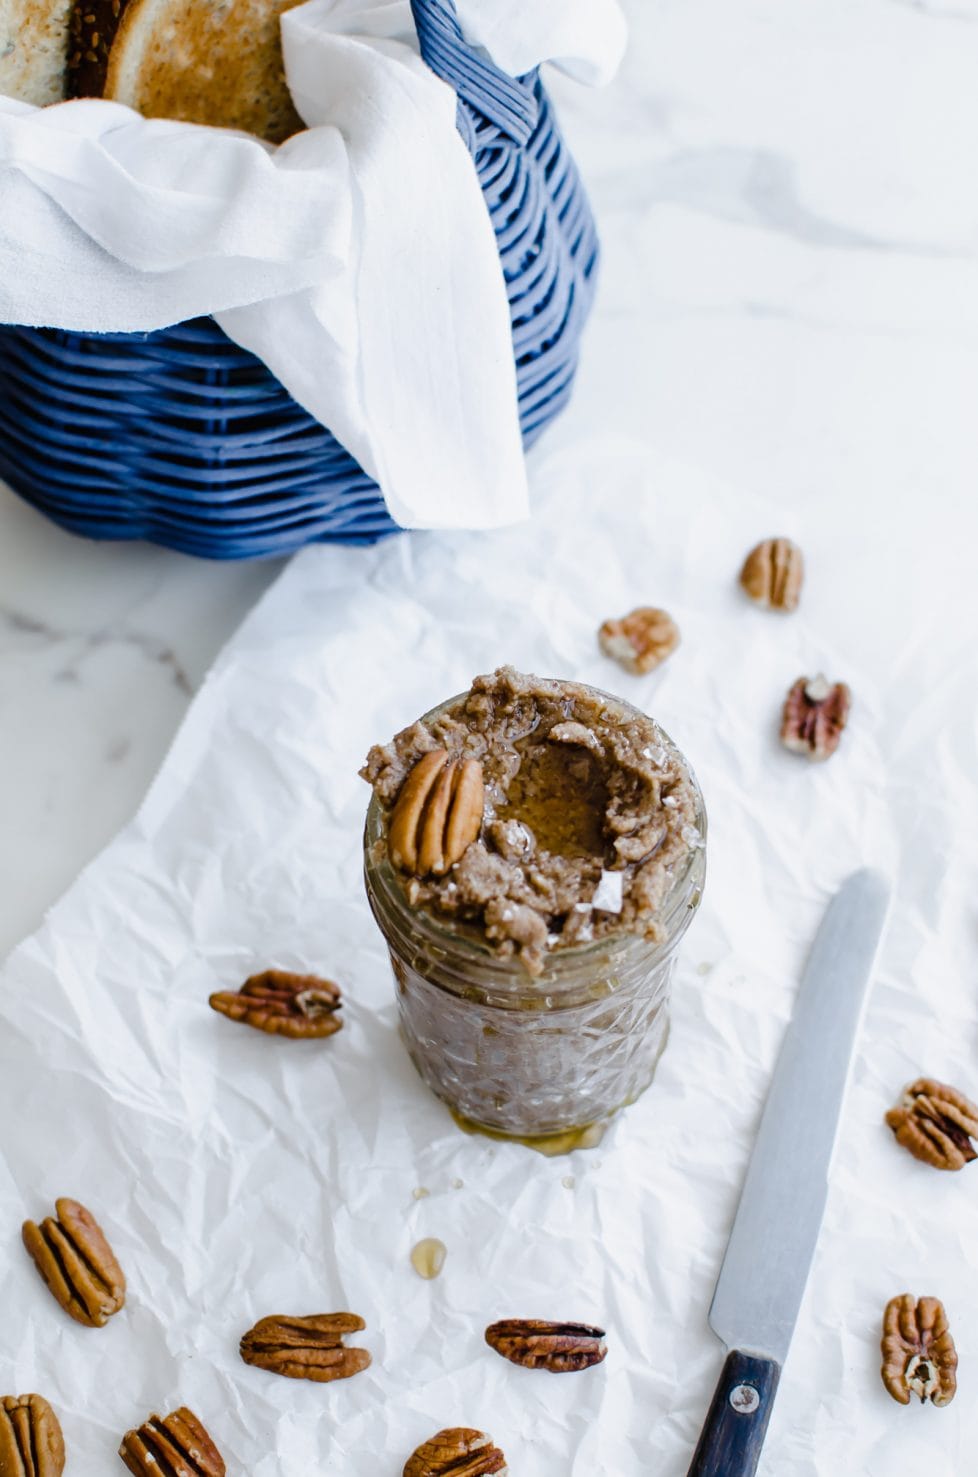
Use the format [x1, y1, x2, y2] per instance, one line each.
[450, 1108, 607, 1157]
[411, 1237, 447, 1280]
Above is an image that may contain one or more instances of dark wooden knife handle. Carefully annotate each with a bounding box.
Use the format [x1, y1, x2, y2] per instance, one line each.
[686, 1350, 781, 1477]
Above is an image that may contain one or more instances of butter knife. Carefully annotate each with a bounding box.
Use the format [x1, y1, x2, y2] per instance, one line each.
[686, 868, 890, 1476]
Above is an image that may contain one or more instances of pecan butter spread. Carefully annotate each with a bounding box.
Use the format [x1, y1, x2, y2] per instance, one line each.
[361, 668, 700, 973]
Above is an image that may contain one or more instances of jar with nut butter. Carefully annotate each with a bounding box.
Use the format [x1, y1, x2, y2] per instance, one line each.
[361, 667, 706, 1147]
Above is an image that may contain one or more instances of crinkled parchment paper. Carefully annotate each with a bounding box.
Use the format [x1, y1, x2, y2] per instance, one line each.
[2, 449, 977, 1475]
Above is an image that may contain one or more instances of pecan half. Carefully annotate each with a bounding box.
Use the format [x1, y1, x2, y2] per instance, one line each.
[0, 1395, 65, 1477]
[739, 537, 804, 611]
[388, 751, 485, 877]
[597, 607, 680, 676]
[208, 969, 342, 1039]
[22, 1198, 125, 1328]
[403, 1429, 507, 1477]
[780, 675, 851, 761]
[240, 1313, 371, 1383]
[881, 1294, 957, 1407]
[119, 1407, 225, 1477]
[485, 1319, 607, 1372]
[885, 1078, 978, 1171]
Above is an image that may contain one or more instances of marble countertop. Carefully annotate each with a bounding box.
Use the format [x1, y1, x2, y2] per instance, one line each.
[2, 0, 976, 960]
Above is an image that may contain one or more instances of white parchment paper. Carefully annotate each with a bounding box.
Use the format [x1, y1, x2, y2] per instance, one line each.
[2, 446, 977, 1475]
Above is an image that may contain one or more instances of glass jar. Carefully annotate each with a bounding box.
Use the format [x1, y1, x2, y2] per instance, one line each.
[363, 696, 706, 1146]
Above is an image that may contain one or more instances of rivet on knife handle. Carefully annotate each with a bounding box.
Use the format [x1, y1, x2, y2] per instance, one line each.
[686, 1351, 781, 1477]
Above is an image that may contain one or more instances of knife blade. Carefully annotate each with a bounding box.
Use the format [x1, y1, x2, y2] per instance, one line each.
[686, 868, 890, 1477]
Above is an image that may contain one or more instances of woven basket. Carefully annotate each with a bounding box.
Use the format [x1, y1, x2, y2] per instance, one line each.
[0, 0, 598, 560]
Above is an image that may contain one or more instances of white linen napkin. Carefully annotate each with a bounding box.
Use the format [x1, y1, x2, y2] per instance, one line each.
[455, 0, 627, 87]
[0, 0, 624, 530]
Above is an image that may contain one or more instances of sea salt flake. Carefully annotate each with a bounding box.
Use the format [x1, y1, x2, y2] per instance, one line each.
[592, 870, 623, 914]
[681, 823, 704, 849]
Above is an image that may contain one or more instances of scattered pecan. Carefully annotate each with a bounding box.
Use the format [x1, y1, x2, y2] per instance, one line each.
[881, 1294, 957, 1407]
[739, 537, 804, 611]
[0, 1394, 65, 1477]
[779, 675, 851, 761]
[22, 1198, 125, 1328]
[886, 1078, 978, 1171]
[597, 607, 680, 675]
[388, 750, 485, 877]
[485, 1318, 607, 1373]
[403, 1429, 507, 1477]
[208, 969, 342, 1039]
[240, 1313, 371, 1383]
[119, 1407, 225, 1477]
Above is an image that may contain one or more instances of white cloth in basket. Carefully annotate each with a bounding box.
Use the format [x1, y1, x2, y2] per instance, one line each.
[0, 0, 624, 530]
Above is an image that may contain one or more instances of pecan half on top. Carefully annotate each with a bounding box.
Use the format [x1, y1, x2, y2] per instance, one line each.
[388, 750, 485, 878]
[739, 537, 804, 612]
[780, 675, 851, 761]
[485, 1319, 607, 1373]
[0, 1394, 65, 1477]
[22, 1198, 125, 1328]
[403, 1429, 507, 1477]
[597, 606, 680, 676]
[119, 1407, 225, 1477]
[208, 969, 342, 1039]
[886, 1078, 978, 1171]
[881, 1294, 957, 1407]
[240, 1313, 371, 1383]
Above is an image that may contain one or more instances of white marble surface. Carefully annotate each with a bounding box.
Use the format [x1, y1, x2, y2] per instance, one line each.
[3, 0, 978, 960]
[0, 499, 280, 957]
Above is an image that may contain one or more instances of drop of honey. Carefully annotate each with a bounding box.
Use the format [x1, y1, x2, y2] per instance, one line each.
[412, 1187, 430, 1200]
[411, 1237, 447, 1280]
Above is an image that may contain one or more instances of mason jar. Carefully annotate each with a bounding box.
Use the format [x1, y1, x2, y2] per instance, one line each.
[363, 698, 706, 1146]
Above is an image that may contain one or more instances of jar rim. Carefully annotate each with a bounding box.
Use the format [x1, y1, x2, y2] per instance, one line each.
[362, 681, 707, 986]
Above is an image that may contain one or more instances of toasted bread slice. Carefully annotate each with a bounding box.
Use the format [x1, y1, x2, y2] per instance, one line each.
[0, 0, 74, 104]
[104, 0, 304, 143]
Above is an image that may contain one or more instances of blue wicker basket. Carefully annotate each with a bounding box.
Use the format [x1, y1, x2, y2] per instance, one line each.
[0, 0, 598, 559]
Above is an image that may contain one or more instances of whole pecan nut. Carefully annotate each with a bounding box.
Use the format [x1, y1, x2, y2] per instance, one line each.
[388, 751, 485, 877]
[403, 1429, 507, 1477]
[780, 675, 851, 761]
[881, 1294, 957, 1407]
[886, 1078, 978, 1171]
[240, 1313, 371, 1383]
[0, 1394, 65, 1477]
[22, 1199, 125, 1328]
[598, 607, 680, 676]
[485, 1319, 607, 1373]
[119, 1407, 225, 1477]
[209, 969, 342, 1039]
[739, 537, 804, 611]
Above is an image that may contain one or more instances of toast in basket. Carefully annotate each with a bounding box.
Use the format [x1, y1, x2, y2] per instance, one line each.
[67, 0, 304, 142]
[0, 0, 74, 104]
